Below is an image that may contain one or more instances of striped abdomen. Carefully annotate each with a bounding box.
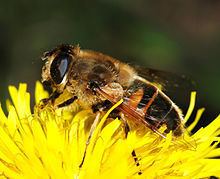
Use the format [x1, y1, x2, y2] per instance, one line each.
[122, 79, 183, 136]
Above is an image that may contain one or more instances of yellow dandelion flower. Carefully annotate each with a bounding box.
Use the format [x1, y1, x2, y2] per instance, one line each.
[0, 82, 219, 178]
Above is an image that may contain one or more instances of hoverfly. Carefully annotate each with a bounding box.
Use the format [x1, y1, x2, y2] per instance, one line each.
[41, 44, 195, 171]
[41, 44, 193, 138]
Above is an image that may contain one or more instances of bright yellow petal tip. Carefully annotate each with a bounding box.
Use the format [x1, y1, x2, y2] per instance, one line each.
[0, 82, 219, 178]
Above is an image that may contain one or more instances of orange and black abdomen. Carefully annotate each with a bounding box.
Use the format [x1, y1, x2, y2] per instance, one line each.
[124, 80, 183, 136]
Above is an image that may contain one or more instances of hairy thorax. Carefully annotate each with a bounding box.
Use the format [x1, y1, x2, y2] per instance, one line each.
[65, 80, 104, 109]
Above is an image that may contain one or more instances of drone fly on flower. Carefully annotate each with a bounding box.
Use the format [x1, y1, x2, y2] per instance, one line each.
[41, 44, 193, 138]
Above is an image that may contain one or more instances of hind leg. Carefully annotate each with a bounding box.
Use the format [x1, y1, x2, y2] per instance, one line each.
[119, 113, 142, 175]
[80, 101, 142, 174]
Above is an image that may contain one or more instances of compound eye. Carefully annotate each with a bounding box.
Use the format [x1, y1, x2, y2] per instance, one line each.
[50, 54, 70, 84]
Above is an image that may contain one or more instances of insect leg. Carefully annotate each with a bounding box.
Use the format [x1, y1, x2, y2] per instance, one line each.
[57, 96, 78, 108]
[39, 90, 61, 108]
[120, 113, 142, 175]
[79, 112, 101, 168]
[79, 100, 117, 167]
[91, 100, 112, 113]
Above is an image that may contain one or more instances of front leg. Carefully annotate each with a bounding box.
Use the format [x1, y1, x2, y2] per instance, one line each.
[57, 96, 78, 108]
[40, 89, 78, 109]
[38, 90, 61, 109]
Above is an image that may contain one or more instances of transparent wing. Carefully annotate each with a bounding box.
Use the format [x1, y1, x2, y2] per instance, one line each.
[134, 66, 196, 113]
[134, 66, 195, 91]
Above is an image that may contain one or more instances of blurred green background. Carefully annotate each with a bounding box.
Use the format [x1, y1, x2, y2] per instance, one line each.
[0, 0, 219, 126]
